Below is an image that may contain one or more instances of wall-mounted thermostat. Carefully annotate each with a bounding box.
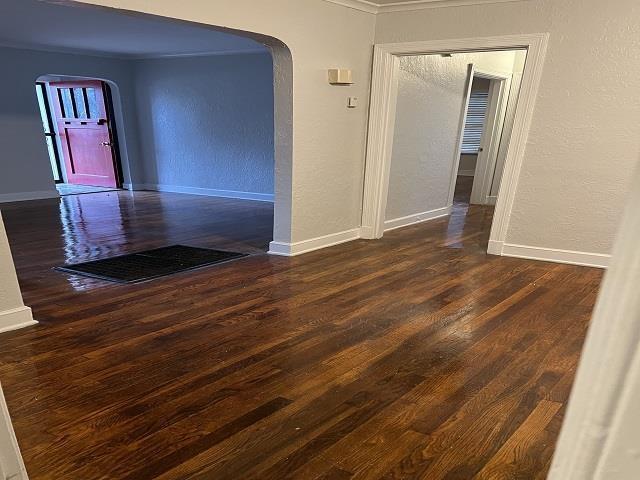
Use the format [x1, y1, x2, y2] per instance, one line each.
[347, 97, 358, 109]
[328, 69, 353, 85]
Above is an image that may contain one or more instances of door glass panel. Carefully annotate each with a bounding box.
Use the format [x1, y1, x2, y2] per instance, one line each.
[73, 88, 88, 119]
[59, 88, 74, 118]
[35, 83, 61, 181]
[86, 88, 99, 119]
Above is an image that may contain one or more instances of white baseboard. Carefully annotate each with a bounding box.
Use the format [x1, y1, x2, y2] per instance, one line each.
[0, 307, 37, 334]
[126, 183, 274, 202]
[501, 243, 610, 269]
[0, 190, 60, 203]
[487, 239, 504, 256]
[269, 228, 361, 256]
[457, 170, 476, 177]
[384, 205, 452, 232]
[359, 225, 377, 240]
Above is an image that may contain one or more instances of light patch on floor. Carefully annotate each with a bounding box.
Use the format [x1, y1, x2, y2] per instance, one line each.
[56, 184, 120, 196]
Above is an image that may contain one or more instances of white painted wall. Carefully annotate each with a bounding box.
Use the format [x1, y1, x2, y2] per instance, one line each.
[385, 50, 518, 222]
[132, 52, 275, 198]
[0, 46, 141, 200]
[375, 0, 640, 256]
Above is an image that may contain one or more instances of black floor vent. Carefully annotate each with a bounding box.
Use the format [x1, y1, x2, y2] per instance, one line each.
[55, 245, 247, 283]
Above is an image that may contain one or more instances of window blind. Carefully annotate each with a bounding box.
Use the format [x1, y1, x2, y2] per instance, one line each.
[461, 91, 489, 154]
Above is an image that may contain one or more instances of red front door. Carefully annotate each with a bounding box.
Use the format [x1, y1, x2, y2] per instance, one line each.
[49, 81, 119, 188]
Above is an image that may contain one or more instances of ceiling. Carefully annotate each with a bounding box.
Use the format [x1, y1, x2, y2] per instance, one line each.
[326, 0, 527, 14]
[0, 0, 266, 58]
[367, 0, 419, 4]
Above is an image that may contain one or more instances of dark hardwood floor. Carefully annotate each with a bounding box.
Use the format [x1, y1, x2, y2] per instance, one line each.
[0, 187, 602, 479]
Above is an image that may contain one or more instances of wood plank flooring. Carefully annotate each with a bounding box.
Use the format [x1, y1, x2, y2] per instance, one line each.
[0, 189, 602, 479]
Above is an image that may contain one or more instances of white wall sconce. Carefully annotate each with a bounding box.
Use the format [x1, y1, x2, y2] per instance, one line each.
[328, 69, 353, 85]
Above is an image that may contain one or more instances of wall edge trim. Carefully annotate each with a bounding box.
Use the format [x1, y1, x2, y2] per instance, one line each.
[502, 243, 610, 269]
[0, 307, 37, 335]
[0, 190, 60, 203]
[384, 205, 452, 232]
[269, 228, 361, 256]
[127, 183, 274, 202]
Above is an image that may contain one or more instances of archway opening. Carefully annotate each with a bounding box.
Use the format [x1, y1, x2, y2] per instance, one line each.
[0, 0, 293, 297]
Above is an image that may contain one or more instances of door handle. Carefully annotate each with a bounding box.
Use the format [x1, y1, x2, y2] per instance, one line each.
[101, 141, 112, 147]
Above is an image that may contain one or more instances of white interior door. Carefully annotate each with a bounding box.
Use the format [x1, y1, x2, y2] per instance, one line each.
[470, 73, 511, 205]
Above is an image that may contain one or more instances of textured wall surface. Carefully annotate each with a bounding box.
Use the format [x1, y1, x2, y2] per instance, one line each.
[133, 52, 275, 195]
[376, 0, 640, 254]
[386, 50, 519, 221]
[0, 46, 275, 198]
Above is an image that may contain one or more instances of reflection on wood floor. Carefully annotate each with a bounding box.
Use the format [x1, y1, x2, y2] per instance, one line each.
[55, 183, 121, 196]
[0, 189, 602, 479]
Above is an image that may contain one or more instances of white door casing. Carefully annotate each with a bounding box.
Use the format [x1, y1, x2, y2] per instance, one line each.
[469, 69, 512, 205]
[0, 383, 28, 480]
[360, 33, 549, 258]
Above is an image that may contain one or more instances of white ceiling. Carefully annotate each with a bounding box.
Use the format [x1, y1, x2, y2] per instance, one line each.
[0, 0, 266, 58]
[367, 0, 417, 4]
[325, 0, 527, 14]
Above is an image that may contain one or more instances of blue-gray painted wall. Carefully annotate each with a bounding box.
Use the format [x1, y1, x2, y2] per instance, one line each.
[132, 52, 275, 195]
[0, 46, 274, 198]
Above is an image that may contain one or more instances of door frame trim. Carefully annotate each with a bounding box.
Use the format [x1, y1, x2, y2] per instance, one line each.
[102, 82, 125, 187]
[0, 382, 28, 480]
[35, 82, 64, 184]
[360, 33, 549, 256]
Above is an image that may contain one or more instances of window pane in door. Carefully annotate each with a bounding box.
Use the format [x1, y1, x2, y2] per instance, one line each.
[461, 91, 489, 154]
[74, 88, 88, 118]
[86, 88, 99, 119]
[59, 88, 74, 118]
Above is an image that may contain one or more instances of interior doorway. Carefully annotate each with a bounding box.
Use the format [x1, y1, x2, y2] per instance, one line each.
[461, 69, 513, 206]
[380, 49, 526, 247]
[361, 34, 549, 258]
[35, 78, 123, 195]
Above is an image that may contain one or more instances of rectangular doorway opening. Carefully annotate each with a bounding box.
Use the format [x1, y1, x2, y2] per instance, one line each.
[35, 79, 123, 196]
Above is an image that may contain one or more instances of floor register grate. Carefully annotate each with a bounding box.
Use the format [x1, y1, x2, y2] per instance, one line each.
[55, 245, 248, 283]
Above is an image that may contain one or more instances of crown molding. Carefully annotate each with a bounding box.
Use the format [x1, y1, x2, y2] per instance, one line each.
[0, 40, 125, 59]
[323, 0, 379, 14]
[129, 47, 268, 60]
[0, 40, 267, 61]
[323, 0, 528, 14]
